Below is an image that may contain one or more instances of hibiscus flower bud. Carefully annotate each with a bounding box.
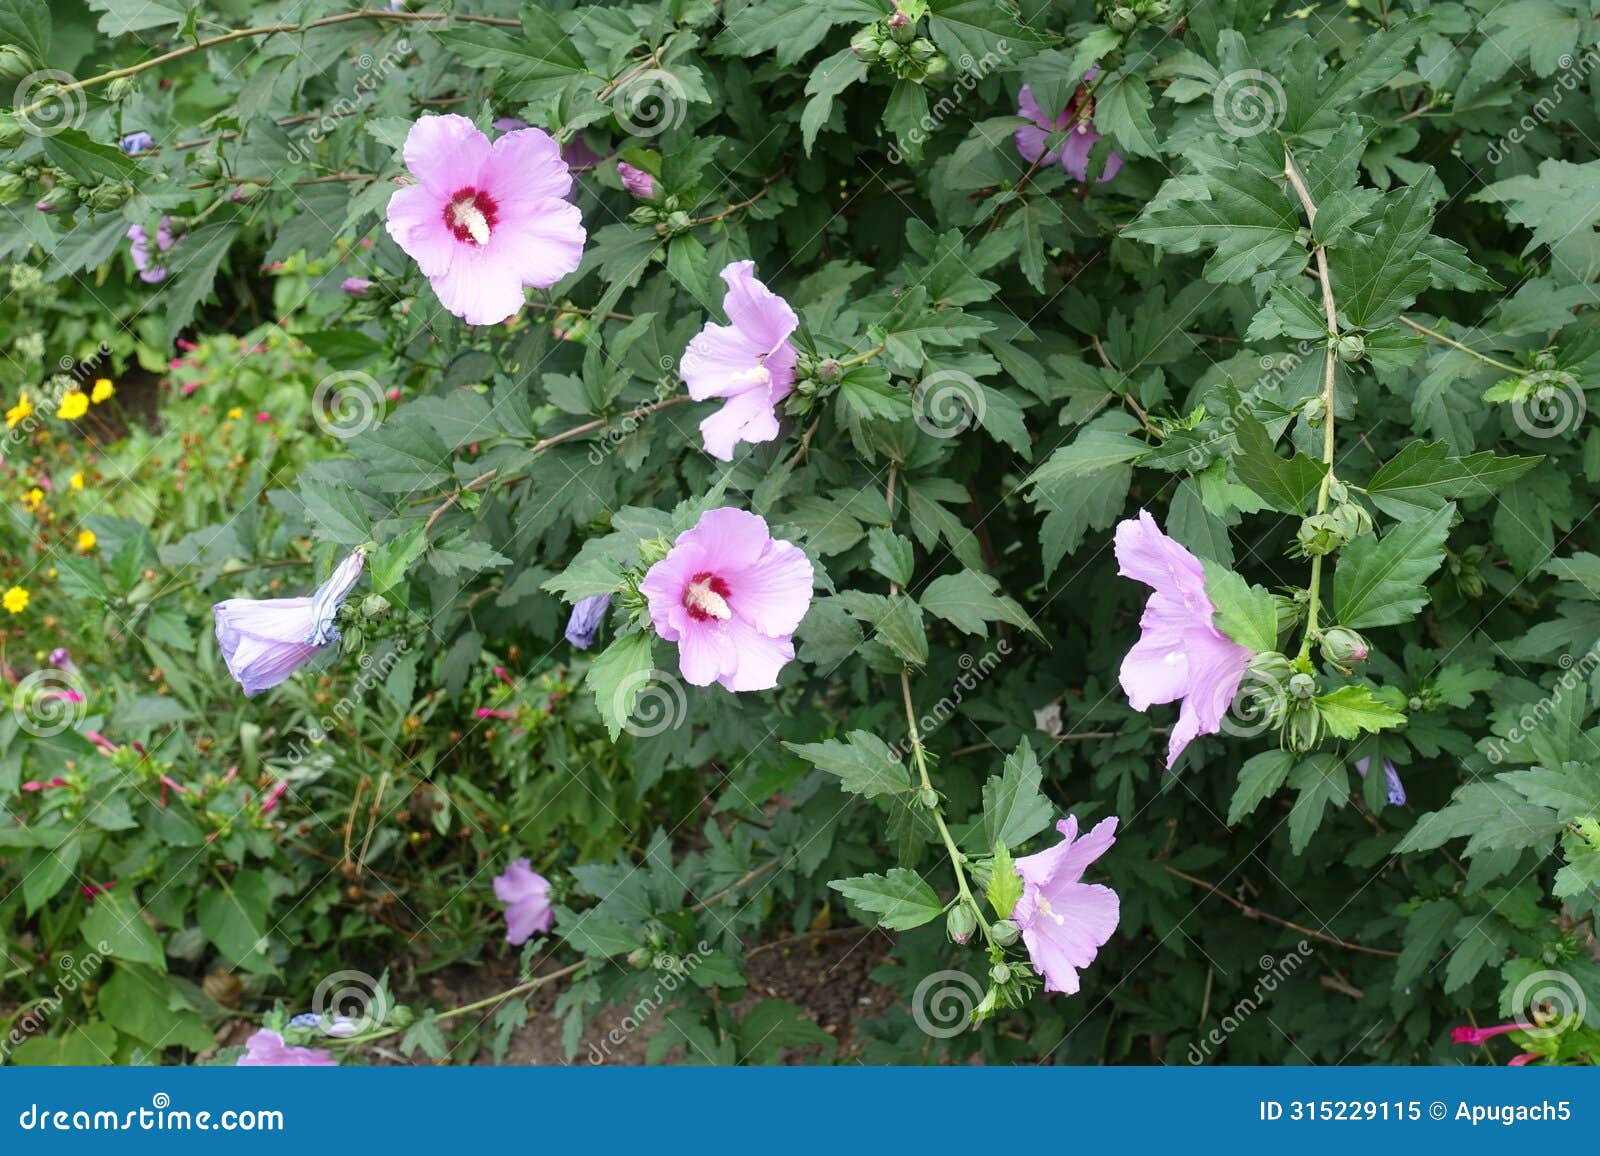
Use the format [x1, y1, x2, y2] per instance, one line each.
[947, 905, 976, 944]
[990, 962, 1012, 984]
[1319, 626, 1369, 667]
[1335, 333, 1366, 363]
[0, 112, 23, 149]
[106, 77, 136, 102]
[886, 11, 916, 42]
[0, 45, 30, 82]
[851, 25, 883, 56]
[1302, 394, 1326, 424]
[917, 786, 938, 808]
[991, 919, 1020, 946]
[1284, 701, 1323, 752]
[1109, 5, 1140, 31]
[88, 183, 131, 211]
[0, 171, 23, 205]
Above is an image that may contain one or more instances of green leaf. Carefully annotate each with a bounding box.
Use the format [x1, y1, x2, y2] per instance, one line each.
[829, 868, 945, 930]
[1227, 750, 1296, 825]
[801, 48, 867, 153]
[81, 890, 166, 971]
[982, 738, 1053, 850]
[1314, 685, 1406, 739]
[43, 129, 143, 185]
[163, 223, 242, 340]
[0, 0, 51, 60]
[1201, 562, 1277, 652]
[1394, 898, 1458, 987]
[1286, 754, 1350, 854]
[1095, 70, 1159, 159]
[300, 478, 372, 547]
[925, 0, 1048, 63]
[986, 843, 1023, 919]
[1332, 503, 1454, 629]
[195, 870, 274, 974]
[1364, 441, 1540, 520]
[370, 523, 427, 603]
[86, 0, 190, 34]
[1328, 183, 1436, 329]
[866, 527, 915, 587]
[919, 570, 1037, 637]
[1124, 167, 1301, 284]
[789, 731, 912, 800]
[586, 631, 658, 742]
[100, 964, 213, 1051]
[1231, 416, 1327, 515]
[1027, 411, 1146, 486]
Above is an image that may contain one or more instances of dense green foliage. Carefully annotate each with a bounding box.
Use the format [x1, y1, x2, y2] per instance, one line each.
[2, 0, 1599, 1065]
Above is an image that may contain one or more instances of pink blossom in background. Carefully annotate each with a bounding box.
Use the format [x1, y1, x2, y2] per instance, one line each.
[385, 115, 585, 325]
[341, 277, 373, 296]
[236, 1029, 336, 1067]
[126, 217, 176, 283]
[1012, 816, 1120, 995]
[494, 858, 554, 945]
[1114, 510, 1252, 769]
[616, 161, 656, 199]
[213, 550, 365, 696]
[640, 508, 813, 691]
[1508, 1053, 1539, 1066]
[679, 261, 799, 461]
[1015, 76, 1122, 185]
[1451, 1022, 1528, 1046]
[561, 135, 605, 172]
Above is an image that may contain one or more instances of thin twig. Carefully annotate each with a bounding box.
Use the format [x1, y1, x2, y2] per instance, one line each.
[1162, 866, 1399, 957]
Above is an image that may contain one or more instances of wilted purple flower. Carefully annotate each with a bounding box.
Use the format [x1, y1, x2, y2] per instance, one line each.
[564, 593, 611, 649]
[1115, 510, 1252, 769]
[212, 550, 366, 696]
[1012, 816, 1120, 995]
[1355, 756, 1407, 806]
[561, 135, 605, 172]
[288, 1012, 358, 1038]
[47, 647, 75, 673]
[1015, 75, 1122, 185]
[616, 162, 656, 199]
[493, 858, 553, 945]
[341, 277, 374, 296]
[237, 1029, 336, 1066]
[119, 132, 154, 155]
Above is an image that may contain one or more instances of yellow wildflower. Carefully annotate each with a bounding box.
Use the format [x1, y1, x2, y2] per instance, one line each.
[90, 378, 114, 404]
[226, 407, 243, 420]
[76, 529, 96, 552]
[20, 487, 43, 512]
[2, 587, 28, 614]
[69, 471, 84, 491]
[56, 391, 89, 421]
[5, 391, 32, 429]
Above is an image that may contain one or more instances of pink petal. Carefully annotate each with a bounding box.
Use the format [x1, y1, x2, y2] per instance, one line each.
[1118, 619, 1191, 711]
[698, 386, 780, 461]
[680, 322, 772, 401]
[1114, 510, 1211, 615]
[682, 508, 779, 573]
[479, 127, 573, 205]
[427, 245, 531, 325]
[725, 537, 813, 637]
[403, 114, 491, 197]
[385, 183, 455, 279]
[719, 260, 798, 353]
[1166, 626, 1251, 769]
[488, 196, 585, 290]
[1016, 881, 1120, 995]
[716, 616, 796, 692]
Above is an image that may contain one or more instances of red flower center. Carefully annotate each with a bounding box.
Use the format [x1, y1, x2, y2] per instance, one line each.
[443, 187, 499, 245]
[682, 572, 733, 622]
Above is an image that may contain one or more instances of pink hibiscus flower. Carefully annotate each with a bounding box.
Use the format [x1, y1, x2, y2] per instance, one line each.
[236, 1028, 336, 1066]
[384, 115, 585, 325]
[616, 161, 656, 199]
[1015, 76, 1123, 185]
[1115, 510, 1252, 769]
[640, 508, 813, 691]
[494, 858, 554, 945]
[679, 261, 799, 461]
[1012, 815, 1120, 995]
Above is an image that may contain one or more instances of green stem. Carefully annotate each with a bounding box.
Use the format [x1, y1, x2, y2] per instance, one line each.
[1398, 316, 1522, 374]
[1283, 151, 1341, 661]
[839, 342, 885, 368]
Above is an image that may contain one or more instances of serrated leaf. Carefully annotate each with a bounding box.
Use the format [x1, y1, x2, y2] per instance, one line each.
[1314, 685, 1406, 739]
[586, 632, 657, 742]
[1227, 750, 1296, 825]
[982, 739, 1053, 849]
[829, 868, 944, 930]
[789, 731, 912, 800]
[920, 569, 1037, 637]
[1332, 503, 1453, 629]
